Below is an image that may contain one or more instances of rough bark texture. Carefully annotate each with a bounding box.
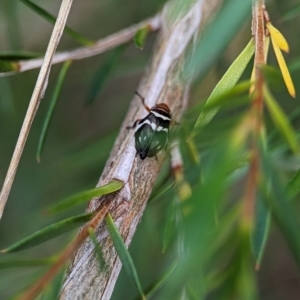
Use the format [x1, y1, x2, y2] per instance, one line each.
[60, 0, 223, 299]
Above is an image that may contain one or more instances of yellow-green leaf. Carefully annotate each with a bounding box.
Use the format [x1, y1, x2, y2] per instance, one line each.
[264, 86, 298, 153]
[271, 37, 295, 98]
[187, 137, 200, 164]
[266, 22, 289, 52]
[134, 25, 150, 50]
[191, 39, 255, 137]
[264, 35, 271, 62]
[249, 66, 255, 95]
[203, 81, 251, 111]
[0, 59, 19, 73]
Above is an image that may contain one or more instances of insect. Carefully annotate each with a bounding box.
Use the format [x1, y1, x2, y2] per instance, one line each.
[127, 92, 171, 160]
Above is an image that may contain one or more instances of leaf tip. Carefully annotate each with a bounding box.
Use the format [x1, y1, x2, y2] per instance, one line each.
[111, 178, 125, 187]
[288, 83, 296, 99]
[290, 90, 296, 99]
[134, 25, 150, 50]
[267, 22, 289, 52]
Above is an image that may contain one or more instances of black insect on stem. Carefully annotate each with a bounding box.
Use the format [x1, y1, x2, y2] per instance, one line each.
[127, 92, 172, 160]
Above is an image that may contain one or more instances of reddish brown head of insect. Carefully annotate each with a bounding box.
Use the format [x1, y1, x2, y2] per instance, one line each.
[151, 103, 171, 117]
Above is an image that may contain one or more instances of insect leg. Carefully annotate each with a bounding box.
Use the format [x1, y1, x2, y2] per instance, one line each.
[135, 91, 151, 113]
[126, 119, 141, 130]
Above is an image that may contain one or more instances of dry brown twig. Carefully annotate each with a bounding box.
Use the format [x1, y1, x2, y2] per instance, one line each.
[0, 16, 161, 77]
[242, 0, 266, 230]
[0, 0, 75, 219]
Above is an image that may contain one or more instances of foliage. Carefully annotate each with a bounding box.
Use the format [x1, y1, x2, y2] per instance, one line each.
[1, 0, 300, 299]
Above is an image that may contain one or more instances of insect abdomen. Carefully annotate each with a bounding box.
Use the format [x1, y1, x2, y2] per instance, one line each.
[134, 107, 171, 160]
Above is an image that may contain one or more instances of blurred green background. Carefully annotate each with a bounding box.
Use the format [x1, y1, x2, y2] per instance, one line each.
[1, 0, 300, 299]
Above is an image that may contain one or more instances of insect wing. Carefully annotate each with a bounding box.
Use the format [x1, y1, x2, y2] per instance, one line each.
[148, 130, 168, 157]
[135, 122, 155, 153]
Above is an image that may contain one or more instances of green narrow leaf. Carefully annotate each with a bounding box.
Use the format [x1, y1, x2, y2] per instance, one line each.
[0, 257, 55, 269]
[268, 104, 300, 144]
[1, 213, 93, 253]
[191, 39, 255, 137]
[289, 58, 300, 72]
[185, 0, 252, 81]
[149, 181, 174, 204]
[162, 198, 178, 253]
[41, 268, 65, 300]
[250, 194, 271, 270]
[259, 65, 284, 88]
[281, 4, 300, 22]
[88, 228, 107, 271]
[19, 0, 94, 46]
[3, 0, 22, 49]
[286, 169, 300, 200]
[250, 139, 270, 274]
[260, 147, 300, 268]
[0, 59, 19, 73]
[264, 86, 299, 153]
[145, 260, 178, 299]
[0, 51, 42, 60]
[46, 179, 123, 214]
[134, 25, 150, 50]
[86, 45, 126, 106]
[37, 60, 72, 162]
[236, 246, 258, 300]
[0, 78, 14, 113]
[105, 213, 146, 300]
[201, 81, 251, 111]
[186, 281, 203, 300]
[186, 137, 200, 164]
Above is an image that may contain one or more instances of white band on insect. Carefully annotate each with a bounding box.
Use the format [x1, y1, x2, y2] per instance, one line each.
[135, 119, 157, 131]
[151, 111, 171, 121]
